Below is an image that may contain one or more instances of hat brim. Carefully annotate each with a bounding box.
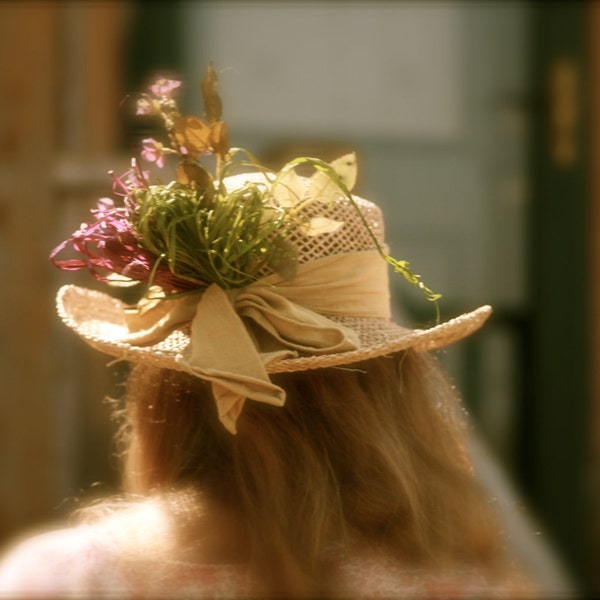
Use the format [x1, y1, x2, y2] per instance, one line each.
[57, 285, 492, 374]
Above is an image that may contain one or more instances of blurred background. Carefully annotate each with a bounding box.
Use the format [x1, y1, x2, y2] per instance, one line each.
[0, 0, 598, 597]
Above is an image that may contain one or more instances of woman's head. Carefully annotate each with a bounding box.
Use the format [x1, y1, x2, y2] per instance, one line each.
[49, 75, 516, 597]
[120, 349, 507, 594]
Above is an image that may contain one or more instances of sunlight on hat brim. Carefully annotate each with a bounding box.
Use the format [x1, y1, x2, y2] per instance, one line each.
[57, 285, 492, 374]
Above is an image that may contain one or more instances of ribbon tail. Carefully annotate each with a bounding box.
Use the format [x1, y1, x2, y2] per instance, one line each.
[211, 380, 287, 435]
[175, 285, 286, 434]
[212, 383, 246, 435]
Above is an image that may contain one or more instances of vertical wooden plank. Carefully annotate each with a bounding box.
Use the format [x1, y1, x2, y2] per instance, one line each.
[71, 2, 131, 155]
[0, 1, 132, 545]
[55, 1, 132, 498]
[0, 2, 60, 539]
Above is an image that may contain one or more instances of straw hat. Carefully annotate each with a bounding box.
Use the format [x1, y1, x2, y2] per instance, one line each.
[56, 172, 491, 376]
[54, 71, 492, 432]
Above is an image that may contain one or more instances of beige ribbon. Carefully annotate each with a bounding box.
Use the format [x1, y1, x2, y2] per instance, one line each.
[123, 251, 390, 433]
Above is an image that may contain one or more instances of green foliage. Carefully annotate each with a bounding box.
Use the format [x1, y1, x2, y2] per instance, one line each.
[131, 181, 296, 289]
[274, 157, 442, 316]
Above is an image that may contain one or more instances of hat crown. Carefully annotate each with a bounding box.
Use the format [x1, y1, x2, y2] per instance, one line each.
[223, 172, 386, 269]
[293, 194, 385, 264]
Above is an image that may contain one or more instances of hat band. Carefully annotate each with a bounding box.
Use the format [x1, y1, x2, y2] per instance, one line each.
[126, 250, 390, 433]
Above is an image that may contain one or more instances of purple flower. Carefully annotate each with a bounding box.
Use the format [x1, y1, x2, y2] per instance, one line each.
[149, 78, 181, 97]
[95, 197, 114, 213]
[110, 161, 149, 195]
[123, 168, 149, 190]
[140, 138, 165, 168]
[50, 198, 196, 293]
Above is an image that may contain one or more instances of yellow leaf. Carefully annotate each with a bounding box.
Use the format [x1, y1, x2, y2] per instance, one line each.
[301, 217, 344, 237]
[173, 116, 212, 157]
[209, 120, 230, 161]
[307, 152, 357, 203]
[329, 152, 357, 191]
[176, 162, 213, 194]
[105, 273, 138, 288]
[272, 168, 304, 207]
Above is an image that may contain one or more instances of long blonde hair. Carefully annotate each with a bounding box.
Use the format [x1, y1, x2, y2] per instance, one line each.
[116, 350, 508, 596]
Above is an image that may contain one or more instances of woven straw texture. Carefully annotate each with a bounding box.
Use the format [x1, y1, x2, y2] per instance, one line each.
[57, 178, 491, 372]
[57, 285, 490, 373]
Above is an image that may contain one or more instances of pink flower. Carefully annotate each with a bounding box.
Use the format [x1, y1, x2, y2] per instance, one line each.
[124, 168, 149, 190]
[95, 197, 114, 213]
[50, 197, 196, 292]
[141, 138, 165, 168]
[149, 78, 181, 97]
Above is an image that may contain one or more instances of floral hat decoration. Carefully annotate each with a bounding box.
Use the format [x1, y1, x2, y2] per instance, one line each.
[52, 65, 491, 434]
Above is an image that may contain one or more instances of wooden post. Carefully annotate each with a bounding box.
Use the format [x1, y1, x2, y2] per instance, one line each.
[0, 1, 131, 544]
[0, 1, 61, 542]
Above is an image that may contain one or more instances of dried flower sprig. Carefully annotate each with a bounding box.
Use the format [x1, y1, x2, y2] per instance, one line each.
[49, 189, 197, 292]
[51, 64, 440, 315]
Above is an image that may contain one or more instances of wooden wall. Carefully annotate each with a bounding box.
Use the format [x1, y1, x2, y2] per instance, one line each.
[0, 1, 131, 545]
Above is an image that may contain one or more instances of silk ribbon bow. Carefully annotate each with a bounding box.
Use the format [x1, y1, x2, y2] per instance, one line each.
[124, 251, 390, 433]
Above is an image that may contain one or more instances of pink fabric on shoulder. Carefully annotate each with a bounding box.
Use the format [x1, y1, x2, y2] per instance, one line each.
[0, 525, 130, 598]
[0, 523, 535, 599]
[0, 524, 249, 599]
[338, 557, 536, 599]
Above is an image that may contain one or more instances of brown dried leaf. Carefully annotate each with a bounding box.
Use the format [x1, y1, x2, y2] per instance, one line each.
[173, 115, 212, 157]
[209, 121, 229, 161]
[201, 62, 222, 125]
[176, 162, 213, 193]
